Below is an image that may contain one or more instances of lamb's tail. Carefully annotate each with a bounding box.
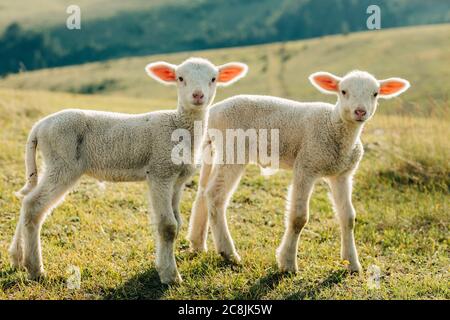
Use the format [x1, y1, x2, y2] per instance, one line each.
[15, 124, 39, 198]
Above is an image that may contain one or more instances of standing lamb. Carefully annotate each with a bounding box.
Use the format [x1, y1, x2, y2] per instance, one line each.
[9, 57, 248, 284]
[188, 70, 409, 273]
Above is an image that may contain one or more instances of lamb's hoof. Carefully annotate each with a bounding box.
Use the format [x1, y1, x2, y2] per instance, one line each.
[159, 271, 183, 285]
[344, 261, 362, 273]
[27, 269, 46, 281]
[220, 251, 241, 265]
[23, 259, 46, 281]
[188, 242, 208, 254]
[276, 254, 298, 273]
[277, 261, 298, 273]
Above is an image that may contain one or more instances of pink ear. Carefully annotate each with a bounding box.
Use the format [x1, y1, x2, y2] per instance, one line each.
[145, 62, 176, 84]
[311, 74, 339, 92]
[217, 63, 248, 85]
[379, 78, 409, 96]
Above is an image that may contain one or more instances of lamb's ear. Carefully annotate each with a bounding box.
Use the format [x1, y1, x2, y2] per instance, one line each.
[217, 62, 248, 87]
[378, 78, 410, 99]
[145, 62, 177, 85]
[309, 72, 341, 95]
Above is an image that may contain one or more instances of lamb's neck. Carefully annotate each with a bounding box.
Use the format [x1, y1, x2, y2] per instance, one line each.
[329, 103, 364, 151]
[175, 103, 207, 133]
[175, 103, 208, 160]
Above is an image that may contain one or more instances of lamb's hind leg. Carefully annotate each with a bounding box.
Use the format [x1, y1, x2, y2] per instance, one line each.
[18, 166, 80, 279]
[205, 164, 245, 263]
[277, 171, 316, 272]
[187, 162, 212, 252]
[9, 221, 25, 269]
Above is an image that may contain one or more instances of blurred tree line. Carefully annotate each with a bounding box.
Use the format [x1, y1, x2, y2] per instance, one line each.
[0, 0, 449, 76]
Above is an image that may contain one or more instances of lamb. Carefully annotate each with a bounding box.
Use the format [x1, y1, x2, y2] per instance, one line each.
[187, 70, 409, 273]
[9, 57, 248, 284]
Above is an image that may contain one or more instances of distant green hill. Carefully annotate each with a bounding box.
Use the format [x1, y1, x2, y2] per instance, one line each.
[1, 0, 449, 76]
[2, 24, 448, 117]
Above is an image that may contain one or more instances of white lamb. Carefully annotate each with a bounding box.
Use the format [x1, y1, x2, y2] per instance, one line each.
[9, 57, 248, 284]
[188, 70, 409, 273]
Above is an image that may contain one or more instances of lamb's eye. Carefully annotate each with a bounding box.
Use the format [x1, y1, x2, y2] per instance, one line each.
[211, 77, 216, 83]
[178, 77, 184, 82]
[341, 90, 347, 95]
[373, 92, 378, 97]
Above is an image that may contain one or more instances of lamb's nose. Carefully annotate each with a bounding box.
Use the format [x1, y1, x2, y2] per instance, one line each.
[192, 91, 204, 99]
[354, 109, 367, 117]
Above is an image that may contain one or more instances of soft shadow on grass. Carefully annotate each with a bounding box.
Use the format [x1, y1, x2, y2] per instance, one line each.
[102, 268, 169, 300]
[0, 267, 23, 291]
[376, 164, 449, 192]
[285, 269, 349, 299]
[237, 270, 288, 299]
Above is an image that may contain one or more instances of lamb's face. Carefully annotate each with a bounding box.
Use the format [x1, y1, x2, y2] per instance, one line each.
[175, 59, 218, 111]
[145, 58, 248, 112]
[337, 72, 380, 123]
[309, 70, 410, 125]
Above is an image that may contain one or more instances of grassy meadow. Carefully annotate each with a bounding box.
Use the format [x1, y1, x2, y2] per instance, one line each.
[0, 24, 449, 299]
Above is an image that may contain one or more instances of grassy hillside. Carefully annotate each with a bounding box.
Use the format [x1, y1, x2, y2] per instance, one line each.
[0, 87, 448, 299]
[2, 24, 449, 117]
[1, 0, 449, 76]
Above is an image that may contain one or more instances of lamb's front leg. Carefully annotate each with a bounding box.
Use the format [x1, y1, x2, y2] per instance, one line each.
[172, 177, 188, 233]
[277, 171, 316, 272]
[148, 178, 182, 284]
[328, 175, 362, 272]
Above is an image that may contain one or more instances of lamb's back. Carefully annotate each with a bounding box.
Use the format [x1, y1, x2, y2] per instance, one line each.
[208, 95, 333, 132]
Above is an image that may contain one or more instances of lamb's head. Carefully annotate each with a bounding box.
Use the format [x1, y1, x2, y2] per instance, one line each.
[146, 57, 248, 111]
[309, 70, 410, 123]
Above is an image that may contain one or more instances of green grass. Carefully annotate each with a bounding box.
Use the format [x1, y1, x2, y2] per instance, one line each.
[0, 88, 448, 299]
[0, 24, 449, 299]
